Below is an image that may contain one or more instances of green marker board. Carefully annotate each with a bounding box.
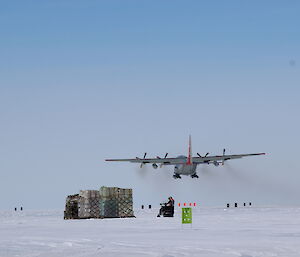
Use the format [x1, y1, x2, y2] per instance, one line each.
[182, 207, 192, 224]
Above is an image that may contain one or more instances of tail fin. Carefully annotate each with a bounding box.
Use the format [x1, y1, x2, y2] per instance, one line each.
[187, 135, 193, 165]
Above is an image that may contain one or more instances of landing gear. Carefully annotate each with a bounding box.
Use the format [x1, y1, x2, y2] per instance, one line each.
[191, 173, 199, 178]
[173, 173, 182, 179]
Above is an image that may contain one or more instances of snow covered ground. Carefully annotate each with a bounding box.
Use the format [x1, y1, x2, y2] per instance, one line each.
[1, 207, 300, 257]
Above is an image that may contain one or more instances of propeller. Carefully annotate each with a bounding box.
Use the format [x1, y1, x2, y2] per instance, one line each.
[159, 153, 168, 168]
[197, 152, 209, 157]
[139, 152, 147, 168]
[198, 152, 210, 164]
[222, 148, 226, 165]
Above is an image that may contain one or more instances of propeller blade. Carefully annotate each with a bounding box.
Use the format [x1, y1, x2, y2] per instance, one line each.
[143, 152, 147, 159]
[222, 149, 226, 165]
[205, 153, 209, 157]
[159, 153, 167, 168]
[197, 153, 202, 157]
[140, 163, 144, 168]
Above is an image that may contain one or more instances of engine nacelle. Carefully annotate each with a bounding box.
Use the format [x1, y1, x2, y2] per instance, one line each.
[152, 163, 158, 169]
[213, 161, 219, 167]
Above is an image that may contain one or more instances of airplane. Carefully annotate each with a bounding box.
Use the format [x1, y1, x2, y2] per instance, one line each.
[105, 136, 265, 179]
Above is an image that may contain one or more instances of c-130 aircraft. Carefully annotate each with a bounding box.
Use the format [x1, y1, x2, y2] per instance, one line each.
[105, 136, 265, 179]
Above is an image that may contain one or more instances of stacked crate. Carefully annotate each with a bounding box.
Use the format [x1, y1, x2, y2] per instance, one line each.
[64, 194, 79, 219]
[99, 187, 134, 218]
[116, 188, 134, 218]
[78, 190, 100, 219]
[99, 187, 119, 218]
[99, 199, 118, 218]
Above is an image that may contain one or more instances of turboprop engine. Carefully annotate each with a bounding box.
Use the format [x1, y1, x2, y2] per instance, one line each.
[152, 163, 158, 169]
[213, 161, 219, 166]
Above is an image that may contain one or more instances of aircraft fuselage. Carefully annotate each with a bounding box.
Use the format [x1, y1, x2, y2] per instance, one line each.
[174, 155, 197, 176]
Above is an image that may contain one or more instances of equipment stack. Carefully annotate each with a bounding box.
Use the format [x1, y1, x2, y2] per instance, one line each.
[64, 186, 134, 219]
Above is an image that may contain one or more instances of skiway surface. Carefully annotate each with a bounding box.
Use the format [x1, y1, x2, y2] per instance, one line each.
[0, 207, 300, 257]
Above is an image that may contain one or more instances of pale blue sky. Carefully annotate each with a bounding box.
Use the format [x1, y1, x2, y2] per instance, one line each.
[0, 1, 299, 209]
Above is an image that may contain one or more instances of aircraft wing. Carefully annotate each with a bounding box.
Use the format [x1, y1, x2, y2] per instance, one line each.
[106, 152, 265, 165]
[192, 153, 266, 164]
[105, 157, 186, 165]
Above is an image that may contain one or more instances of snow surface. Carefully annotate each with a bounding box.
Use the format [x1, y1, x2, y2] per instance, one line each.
[1, 207, 300, 257]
